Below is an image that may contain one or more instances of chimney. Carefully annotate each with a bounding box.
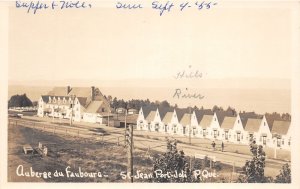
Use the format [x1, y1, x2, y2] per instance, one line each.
[67, 86, 71, 94]
[91, 86, 95, 101]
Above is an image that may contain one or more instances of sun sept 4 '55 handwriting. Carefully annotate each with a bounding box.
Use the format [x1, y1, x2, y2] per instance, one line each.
[116, 1, 218, 16]
[15, 0, 217, 15]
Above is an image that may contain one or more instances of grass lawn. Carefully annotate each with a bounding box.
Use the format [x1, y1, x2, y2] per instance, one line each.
[8, 124, 242, 182]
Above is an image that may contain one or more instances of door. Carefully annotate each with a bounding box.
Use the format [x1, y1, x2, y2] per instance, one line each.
[249, 134, 253, 142]
[237, 133, 241, 141]
[213, 130, 218, 138]
[277, 138, 281, 147]
[262, 136, 267, 145]
[225, 131, 228, 140]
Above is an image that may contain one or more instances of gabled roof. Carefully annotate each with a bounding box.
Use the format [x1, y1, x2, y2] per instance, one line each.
[179, 113, 192, 126]
[265, 114, 282, 130]
[157, 107, 173, 120]
[175, 108, 189, 121]
[194, 109, 214, 123]
[244, 118, 262, 132]
[271, 120, 291, 135]
[47, 87, 69, 96]
[199, 115, 214, 129]
[85, 101, 104, 113]
[68, 87, 91, 98]
[77, 97, 88, 107]
[146, 111, 156, 122]
[141, 106, 157, 119]
[239, 112, 261, 128]
[162, 112, 174, 123]
[215, 111, 235, 125]
[221, 116, 237, 130]
[41, 95, 50, 103]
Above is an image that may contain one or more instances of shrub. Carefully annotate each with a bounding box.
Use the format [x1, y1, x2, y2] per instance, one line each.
[237, 141, 268, 183]
[275, 163, 291, 183]
[151, 139, 199, 183]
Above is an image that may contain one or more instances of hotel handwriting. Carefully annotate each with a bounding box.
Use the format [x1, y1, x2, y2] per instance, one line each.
[15, 0, 92, 14]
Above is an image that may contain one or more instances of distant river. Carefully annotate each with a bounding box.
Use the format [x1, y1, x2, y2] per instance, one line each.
[9, 86, 290, 114]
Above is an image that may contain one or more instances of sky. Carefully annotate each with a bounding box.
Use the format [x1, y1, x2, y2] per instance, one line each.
[8, 1, 293, 84]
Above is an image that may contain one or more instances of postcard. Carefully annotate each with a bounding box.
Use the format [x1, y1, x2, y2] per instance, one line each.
[0, 0, 300, 189]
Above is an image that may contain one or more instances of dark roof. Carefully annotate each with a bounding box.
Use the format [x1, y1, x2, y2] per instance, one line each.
[194, 109, 214, 123]
[41, 95, 50, 103]
[175, 108, 189, 121]
[215, 111, 235, 125]
[265, 114, 283, 130]
[271, 120, 290, 135]
[244, 118, 262, 132]
[77, 97, 88, 107]
[239, 112, 262, 128]
[141, 106, 157, 118]
[157, 107, 174, 120]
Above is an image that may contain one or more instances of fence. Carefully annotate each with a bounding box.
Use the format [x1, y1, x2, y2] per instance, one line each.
[8, 118, 124, 146]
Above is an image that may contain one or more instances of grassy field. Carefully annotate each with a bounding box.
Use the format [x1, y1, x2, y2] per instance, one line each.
[8, 123, 242, 182]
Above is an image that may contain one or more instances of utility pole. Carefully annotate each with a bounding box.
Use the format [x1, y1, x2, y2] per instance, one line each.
[189, 106, 192, 145]
[124, 109, 127, 145]
[126, 124, 133, 183]
[107, 96, 112, 127]
[69, 95, 76, 126]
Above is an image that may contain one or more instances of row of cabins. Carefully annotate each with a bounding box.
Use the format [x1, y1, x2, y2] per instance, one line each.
[136, 107, 291, 150]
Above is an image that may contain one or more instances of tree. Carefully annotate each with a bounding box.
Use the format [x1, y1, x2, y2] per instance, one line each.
[8, 94, 33, 108]
[274, 163, 291, 183]
[152, 139, 195, 183]
[159, 100, 171, 108]
[237, 141, 268, 183]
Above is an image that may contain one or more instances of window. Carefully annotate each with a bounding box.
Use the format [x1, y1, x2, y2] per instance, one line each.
[238, 120, 240, 124]
[264, 122, 266, 126]
[282, 140, 284, 145]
